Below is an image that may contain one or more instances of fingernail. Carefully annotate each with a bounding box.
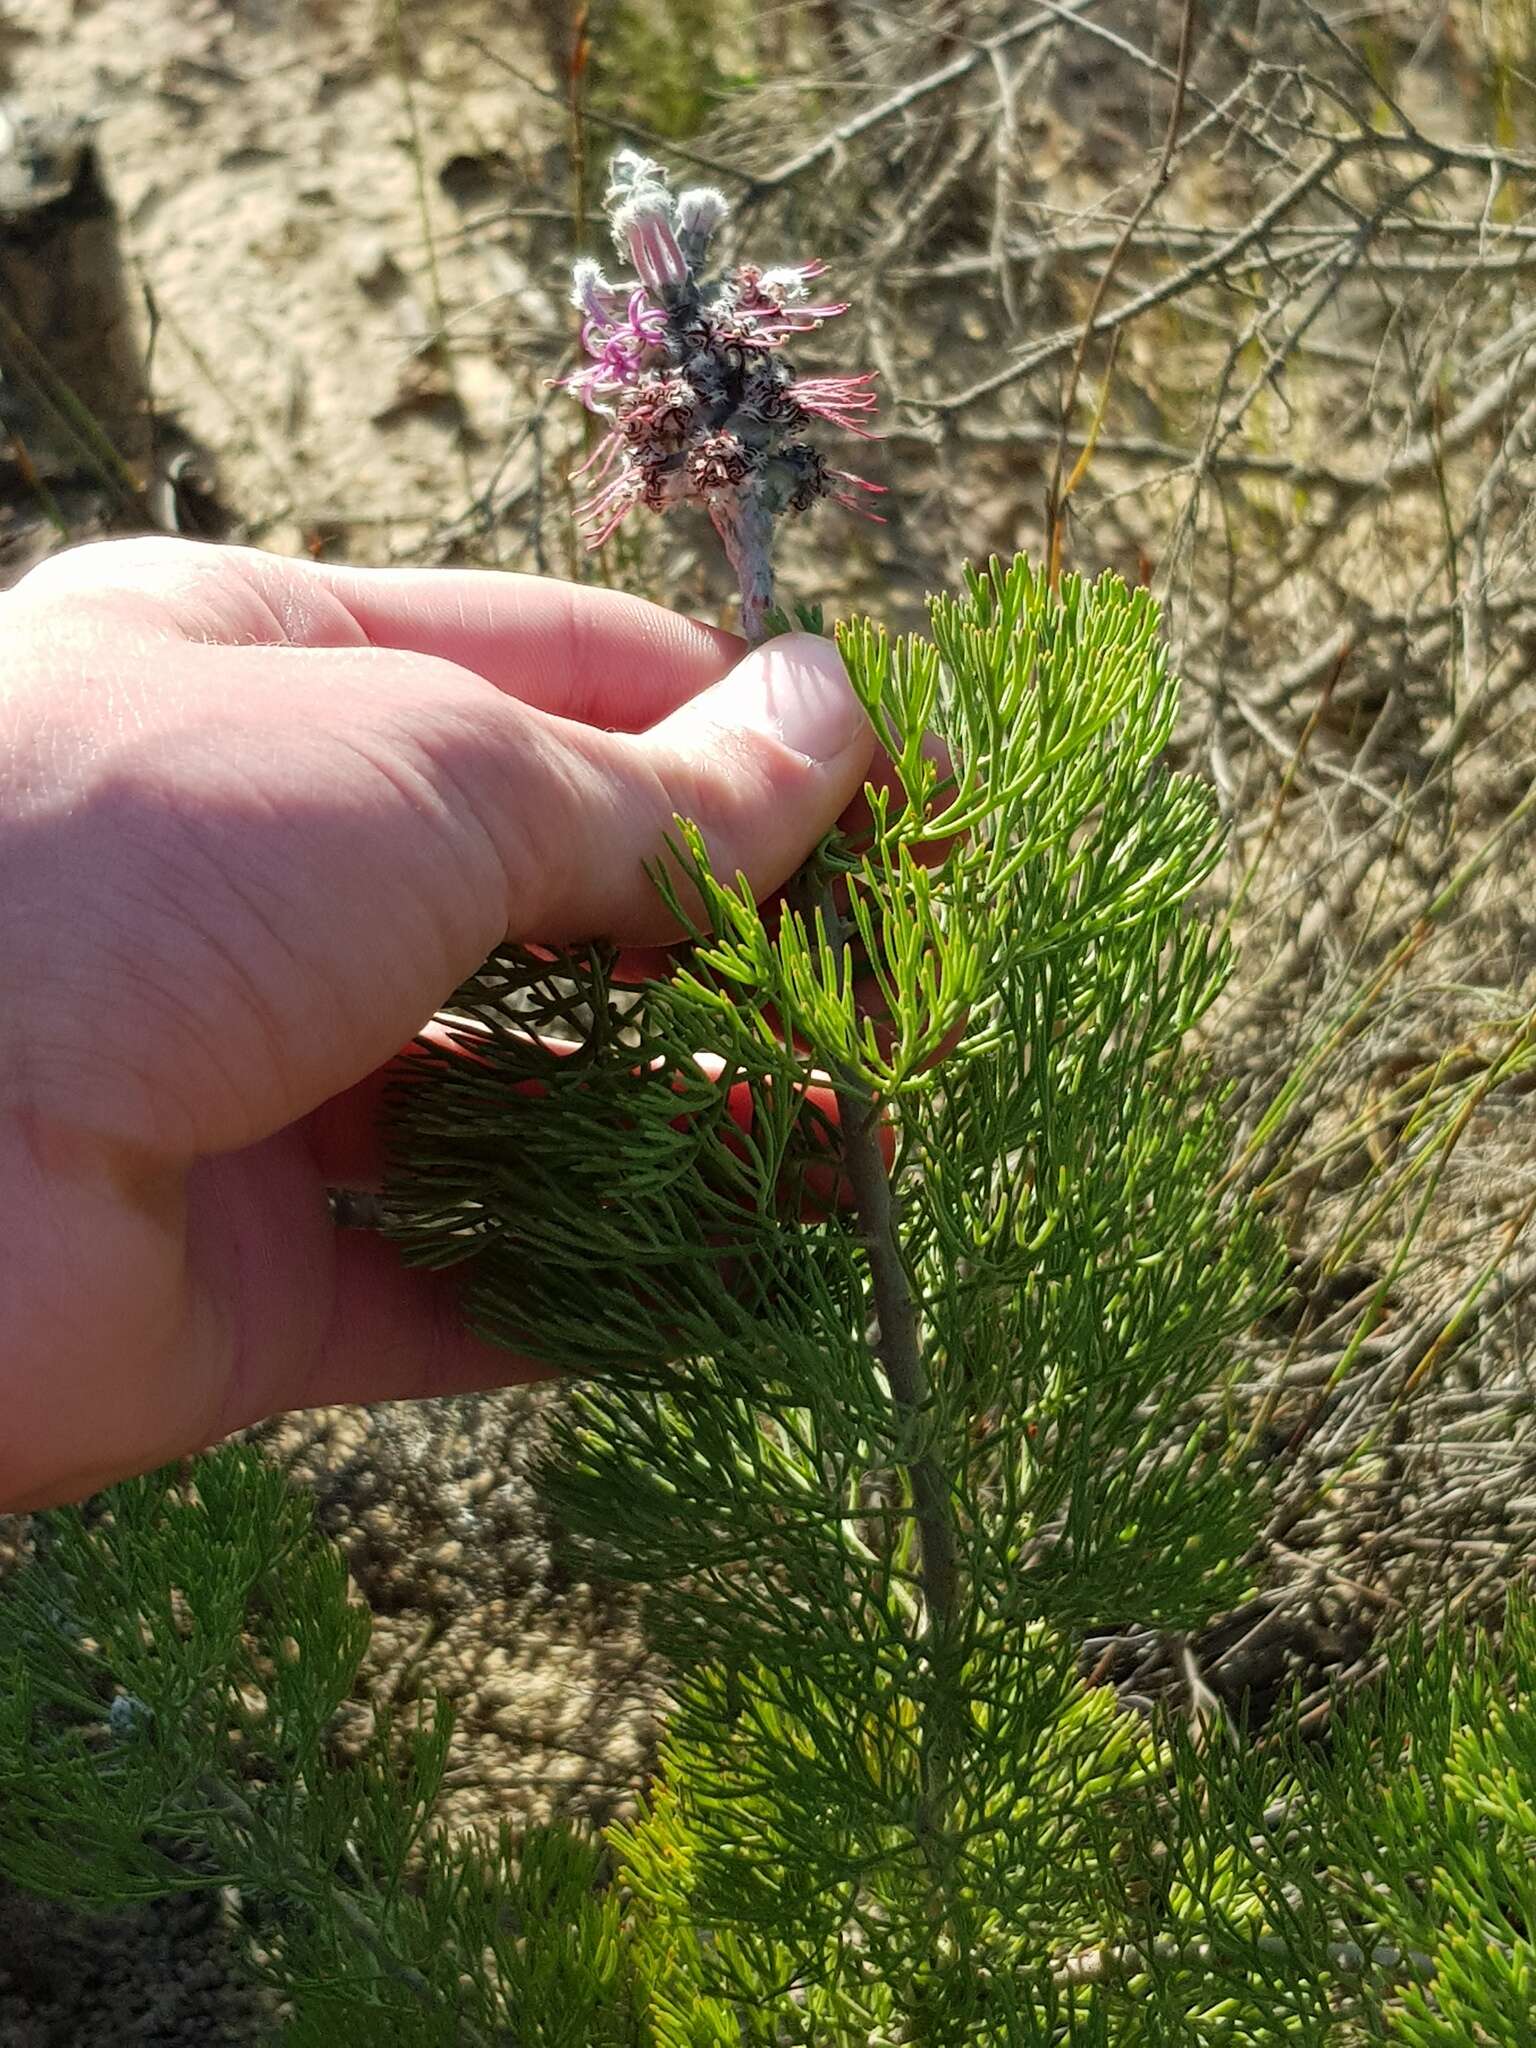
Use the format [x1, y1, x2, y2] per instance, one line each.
[725, 633, 870, 766]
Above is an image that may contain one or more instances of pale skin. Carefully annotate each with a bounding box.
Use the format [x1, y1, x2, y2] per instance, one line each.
[0, 537, 878, 1512]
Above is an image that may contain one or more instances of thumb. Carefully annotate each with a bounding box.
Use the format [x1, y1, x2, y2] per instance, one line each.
[520, 631, 876, 945]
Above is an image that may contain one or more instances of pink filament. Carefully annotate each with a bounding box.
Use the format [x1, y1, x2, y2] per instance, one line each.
[791, 373, 881, 437]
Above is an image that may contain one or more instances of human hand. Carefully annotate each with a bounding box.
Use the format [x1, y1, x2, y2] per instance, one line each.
[0, 538, 877, 1510]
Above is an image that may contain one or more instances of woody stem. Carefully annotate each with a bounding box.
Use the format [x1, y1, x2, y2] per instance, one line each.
[709, 480, 778, 644]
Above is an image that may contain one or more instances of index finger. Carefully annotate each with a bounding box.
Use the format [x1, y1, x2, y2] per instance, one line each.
[10, 538, 747, 735]
[269, 555, 749, 733]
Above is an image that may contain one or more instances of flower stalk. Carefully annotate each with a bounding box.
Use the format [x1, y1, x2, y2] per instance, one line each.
[566, 145, 961, 1921]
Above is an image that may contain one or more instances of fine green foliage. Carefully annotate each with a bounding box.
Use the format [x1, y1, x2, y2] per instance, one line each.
[1323, 1604, 1536, 2043]
[0, 1450, 638, 2045]
[385, 553, 1284, 2035]
[12, 1448, 1536, 2040]
[10, 553, 1536, 2040]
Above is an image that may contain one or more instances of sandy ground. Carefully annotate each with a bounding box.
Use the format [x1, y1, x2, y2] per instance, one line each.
[0, 0, 573, 569]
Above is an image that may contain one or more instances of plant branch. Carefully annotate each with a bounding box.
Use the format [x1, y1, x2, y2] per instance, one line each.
[811, 885, 959, 1847]
[841, 1089, 958, 1643]
[746, 0, 1110, 198]
[922, 134, 1366, 414]
[1042, 0, 1197, 582]
[711, 481, 778, 645]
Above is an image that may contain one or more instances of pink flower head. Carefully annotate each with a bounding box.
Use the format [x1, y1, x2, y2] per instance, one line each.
[604, 151, 688, 294]
[564, 151, 885, 627]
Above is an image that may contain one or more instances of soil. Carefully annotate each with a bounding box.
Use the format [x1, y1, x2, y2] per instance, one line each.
[0, 0, 580, 569]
